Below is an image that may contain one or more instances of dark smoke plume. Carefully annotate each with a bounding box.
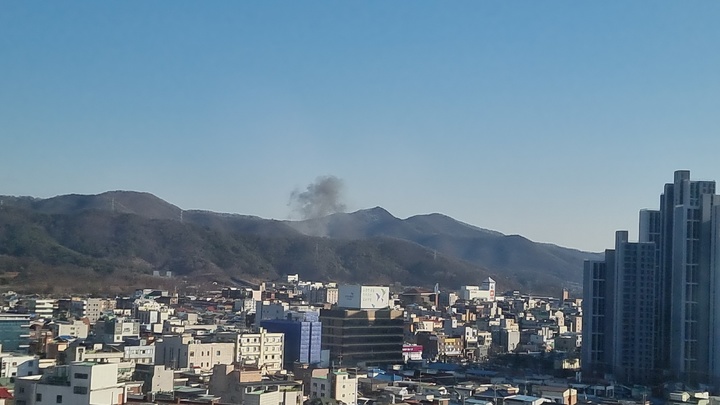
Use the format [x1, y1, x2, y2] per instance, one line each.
[290, 175, 347, 219]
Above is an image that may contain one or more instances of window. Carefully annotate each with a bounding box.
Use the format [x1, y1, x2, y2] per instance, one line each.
[56, 395, 63, 403]
[36, 393, 42, 402]
[74, 386, 88, 395]
[74, 373, 89, 379]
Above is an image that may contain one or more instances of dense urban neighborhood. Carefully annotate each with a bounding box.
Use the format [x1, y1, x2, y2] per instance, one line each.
[0, 274, 591, 405]
[0, 271, 672, 405]
[4, 0, 718, 403]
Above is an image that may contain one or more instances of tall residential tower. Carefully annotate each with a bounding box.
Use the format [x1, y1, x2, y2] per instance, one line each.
[583, 170, 720, 387]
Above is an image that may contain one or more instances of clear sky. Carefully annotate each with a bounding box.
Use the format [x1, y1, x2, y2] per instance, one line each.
[2, 2, 720, 252]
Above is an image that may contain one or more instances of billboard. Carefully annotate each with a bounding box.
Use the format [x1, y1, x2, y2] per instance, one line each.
[338, 285, 390, 309]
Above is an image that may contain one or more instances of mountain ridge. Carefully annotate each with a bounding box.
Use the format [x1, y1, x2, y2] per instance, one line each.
[0, 191, 600, 295]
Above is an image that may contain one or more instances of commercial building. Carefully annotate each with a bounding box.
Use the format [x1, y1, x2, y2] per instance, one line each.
[322, 286, 403, 367]
[261, 317, 322, 367]
[337, 285, 390, 309]
[459, 278, 496, 302]
[0, 313, 31, 352]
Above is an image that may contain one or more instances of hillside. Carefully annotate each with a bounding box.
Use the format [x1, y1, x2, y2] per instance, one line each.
[286, 208, 601, 288]
[0, 191, 600, 295]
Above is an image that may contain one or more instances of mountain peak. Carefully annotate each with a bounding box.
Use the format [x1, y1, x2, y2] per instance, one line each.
[351, 206, 396, 221]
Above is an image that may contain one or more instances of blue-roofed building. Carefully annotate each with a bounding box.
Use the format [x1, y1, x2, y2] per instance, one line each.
[261, 318, 321, 368]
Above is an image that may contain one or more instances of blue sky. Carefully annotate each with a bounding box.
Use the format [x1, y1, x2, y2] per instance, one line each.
[2, 2, 720, 251]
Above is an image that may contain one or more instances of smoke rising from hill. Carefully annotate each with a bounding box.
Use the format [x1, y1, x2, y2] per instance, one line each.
[290, 175, 347, 219]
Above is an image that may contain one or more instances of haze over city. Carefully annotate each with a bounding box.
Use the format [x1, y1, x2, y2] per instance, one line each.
[2, 2, 720, 251]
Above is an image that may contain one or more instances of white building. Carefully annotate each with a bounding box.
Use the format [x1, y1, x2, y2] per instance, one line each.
[0, 353, 38, 378]
[50, 320, 89, 339]
[14, 362, 127, 405]
[123, 344, 155, 365]
[460, 278, 496, 302]
[235, 328, 284, 374]
[310, 369, 358, 405]
[154, 334, 235, 370]
[23, 299, 55, 318]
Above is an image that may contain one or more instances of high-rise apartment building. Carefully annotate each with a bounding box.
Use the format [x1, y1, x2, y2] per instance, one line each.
[583, 170, 720, 386]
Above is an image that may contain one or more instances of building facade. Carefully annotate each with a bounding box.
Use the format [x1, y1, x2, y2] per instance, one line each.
[154, 334, 235, 370]
[209, 364, 303, 405]
[583, 171, 720, 386]
[320, 308, 404, 367]
[14, 362, 126, 405]
[261, 318, 322, 367]
[0, 314, 31, 353]
[310, 368, 358, 405]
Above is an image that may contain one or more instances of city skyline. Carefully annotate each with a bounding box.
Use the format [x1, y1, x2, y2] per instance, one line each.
[3, 2, 720, 251]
